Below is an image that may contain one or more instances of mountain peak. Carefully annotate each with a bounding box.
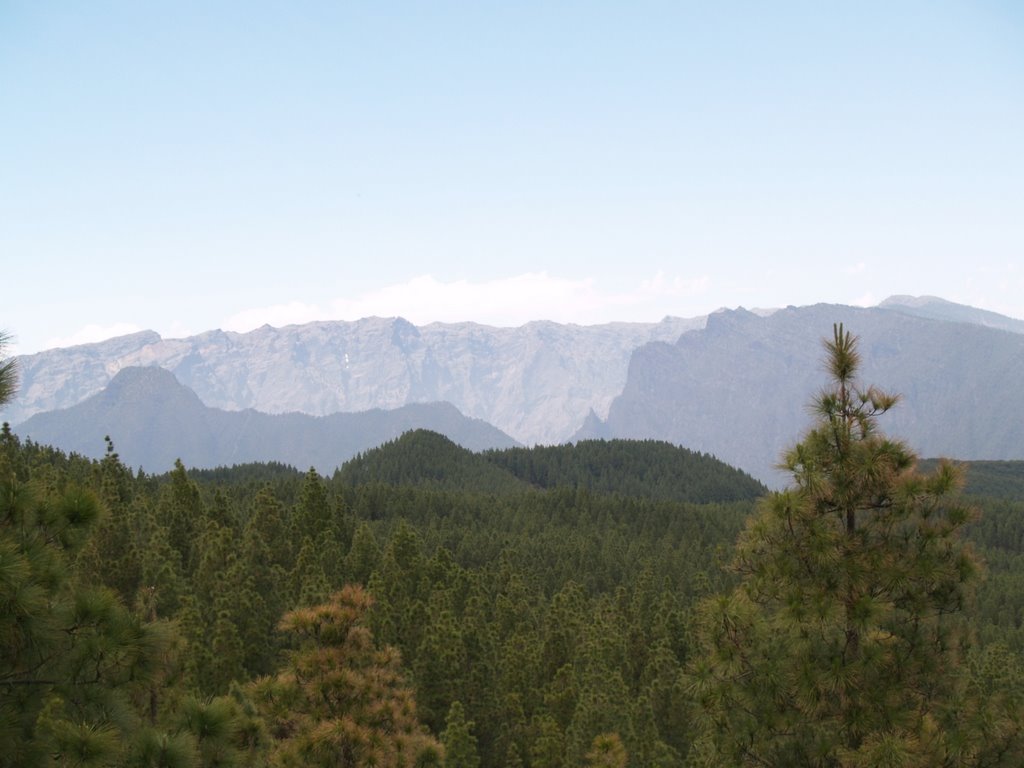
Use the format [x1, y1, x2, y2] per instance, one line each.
[100, 366, 203, 411]
[879, 295, 1024, 334]
[879, 294, 949, 308]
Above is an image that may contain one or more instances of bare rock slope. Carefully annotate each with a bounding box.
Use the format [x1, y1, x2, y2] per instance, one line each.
[5, 316, 704, 445]
[580, 303, 1024, 484]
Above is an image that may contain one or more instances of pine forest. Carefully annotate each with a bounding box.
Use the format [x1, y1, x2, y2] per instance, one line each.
[2, 327, 1024, 767]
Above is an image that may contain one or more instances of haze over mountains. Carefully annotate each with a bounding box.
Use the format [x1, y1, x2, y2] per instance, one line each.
[15, 366, 517, 474]
[579, 301, 1024, 483]
[6, 316, 703, 445]
[6, 295, 1024, 482]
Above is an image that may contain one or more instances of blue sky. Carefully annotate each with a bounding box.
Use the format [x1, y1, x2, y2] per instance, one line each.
[3, 1, 1022, 354]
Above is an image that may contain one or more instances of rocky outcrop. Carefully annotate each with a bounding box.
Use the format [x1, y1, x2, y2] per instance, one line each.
[584, 304, 1024, 485]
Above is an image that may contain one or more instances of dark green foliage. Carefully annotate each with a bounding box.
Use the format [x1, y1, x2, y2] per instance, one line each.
[174, 690, 270, 768]
[336, 430, 532, 494]
[186, 462, 303, 488]
[1, 347, 1022, 768]
[441, 701, 480, 768]
[486, 439, 767, 502]
[0, 442, 177, 767]
[337, 430, 767, 503]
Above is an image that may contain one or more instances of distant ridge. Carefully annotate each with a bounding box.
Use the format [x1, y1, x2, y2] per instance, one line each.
[8, 298, 1024, 484]
[879, 295, 1024, 335]
[584, 303, 1024, 484]
[487, 439, 766, 502]
[4, 315, 705, 444]
[15, 367, 518, 474]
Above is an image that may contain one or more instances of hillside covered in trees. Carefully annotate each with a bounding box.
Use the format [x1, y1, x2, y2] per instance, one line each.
[2, 329, 1023, 766]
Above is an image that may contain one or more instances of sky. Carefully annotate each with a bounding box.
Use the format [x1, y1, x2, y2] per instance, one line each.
[2, 1, 1023, 355]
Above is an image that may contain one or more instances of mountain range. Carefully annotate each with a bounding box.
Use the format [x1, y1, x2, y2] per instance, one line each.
[5, 315, 702, 445]
[6, 295, 1024, 483]
[578, 301, 1024, 484]
[15, 366, 517, 474]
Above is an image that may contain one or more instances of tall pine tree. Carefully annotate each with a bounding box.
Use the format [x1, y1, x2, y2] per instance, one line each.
[250, 585, 442, 768]
[688, 324, 1017, 766]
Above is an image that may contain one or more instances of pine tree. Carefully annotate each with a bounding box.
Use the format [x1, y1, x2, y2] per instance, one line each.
[0, 330, 15, 408]
[343, 521, 381, 585]
[441, 701, 480, 768]
[528, 713, 565, 768]
[157, 460, 205, 575]
[414, 587, 467, 732]
[583, 733, 627, 768]
[250, 585, 442, 768]
[0, 476, 175, 767]
[687, 325, 1003, 766]
[291, 468, 331, 539]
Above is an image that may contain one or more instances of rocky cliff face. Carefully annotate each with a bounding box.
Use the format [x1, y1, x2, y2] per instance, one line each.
[10, 297, 1023, 482]
[879, 295, 1024, 334]
[4, 316, 705, 445]
[586, 304, 1024, 484]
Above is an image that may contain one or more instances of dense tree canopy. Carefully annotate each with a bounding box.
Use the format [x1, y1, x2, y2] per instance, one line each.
[0, 440, 175, 766]
[1, 321, 1023, 766]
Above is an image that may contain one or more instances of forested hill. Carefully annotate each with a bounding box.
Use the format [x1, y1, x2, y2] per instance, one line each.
[335, 430, 533, 495]
[4, 425, 1024, 765]
[485, 439, 766, 502]
[1, 426, 760, 766]
[333, 431, 766, 502]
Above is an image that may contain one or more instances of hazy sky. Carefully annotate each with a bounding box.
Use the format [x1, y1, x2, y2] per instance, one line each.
[3, 1, 1022, 354]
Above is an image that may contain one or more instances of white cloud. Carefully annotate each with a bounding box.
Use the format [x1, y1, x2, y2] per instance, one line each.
[850, 292, 878, 308]
[43, 323, 144, 351]
[223, 301, 325, 333]
[222, 271, 713, 333]
[844, 262, 867, 276]
[163, 320, 196, 341]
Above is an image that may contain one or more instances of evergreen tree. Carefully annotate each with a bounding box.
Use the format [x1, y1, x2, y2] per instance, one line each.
[243, 487, 294, 573]
[250, 585, 442, 768]
[157, 460, 205, 575]
[290, 536, 331, 608]
[174, 692, 271, 768]
[0, 475, 175, 767]
[687, 325, 1006, 766]
[441, 701, 480, 768]
[528, 713, 565, 768]
[291, 468, 331, 539]
[414, 587, 467, 732]
[343, 521, 381, 585]
[583, 733, 628, 768]
[207, 608, 247, 694]
[0, 330, 15, 407]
